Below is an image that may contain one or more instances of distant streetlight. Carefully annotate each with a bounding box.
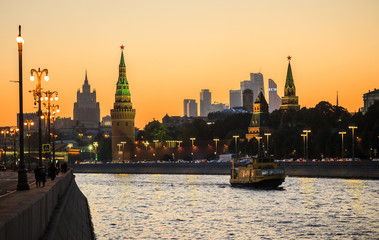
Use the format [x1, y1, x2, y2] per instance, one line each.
[17, 25, 29, 190]
[233, 135, 239, 159]
[10, 127, 19, 170]
[264, 133, 271, 157]
[89, 145, 93, 161]
[117, 143, 122, 162]
[143, 141, 149, 161]
[213, 138, 220, 156]
[301, 134, 306, 160]
[24, 119, 34, 170]
[93, 142, 99, 161]
[1, 130, 9, 164]
[67, 143, 73, 165]
[190, 138, 196, 160]
[256, 136, 262, 157]
[303, 130, 311, 160]
[339, 131, 347, 158]
[349, 126, 358, 159]
[121, 141, 126, 163]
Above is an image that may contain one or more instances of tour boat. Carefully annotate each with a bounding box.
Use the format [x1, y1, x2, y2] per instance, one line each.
[230, 157, 285, 188]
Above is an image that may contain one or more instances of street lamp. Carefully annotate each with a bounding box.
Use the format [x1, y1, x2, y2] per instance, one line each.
[339, 131, 347, 158]
[256, 136, 262, 157]
[121, 141, 126, 163]
[93, 142, 99, 161]
[30, 67, 49, 167]
[50, 104, 59, 165]
[213, 138, 219, 156]
[349, 126, 358, 159]
[10, 127, 19, 170]
[24, 120, 34, 170]
[303, 130, 311, 160]
[233, 135, 239, 160]
[1, 130, 9, 164]
[88, 145, 93, 161]
[17, 25, 29, 190]
[143, 141, 149, 161]
[117, 143, 122, 162]
[264, 133, 271, 157]
[42, 90, 58, 148]
[153, 140, 159, 160]
[67, 143, 73, 165]
[190, 137, 196, 160]
[301, 134, 306, 160]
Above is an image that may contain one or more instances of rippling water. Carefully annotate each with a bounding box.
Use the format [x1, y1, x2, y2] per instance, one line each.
[75, 174, 379, 239]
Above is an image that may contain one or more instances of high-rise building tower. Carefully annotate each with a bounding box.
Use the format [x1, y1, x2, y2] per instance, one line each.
[242, 89, 254, 112]
[183, 99, 198, 117]
[268, 79, 281, 112]
[250, 73, 265, 97]
[73, 71, 100, 128]
[246, 90, 270, 141]
[229, 90, 242, 109]
[200, 89, 211, 117]
[280, 56, 300, 111]
[111, 46, 136, 162]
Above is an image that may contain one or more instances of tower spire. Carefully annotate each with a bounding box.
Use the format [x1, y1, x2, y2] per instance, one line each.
[336, 91, 339, 107]
[84, 69, 88, 84]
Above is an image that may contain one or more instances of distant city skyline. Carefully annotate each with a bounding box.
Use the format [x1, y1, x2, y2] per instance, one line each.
[1, 0, 378, 128]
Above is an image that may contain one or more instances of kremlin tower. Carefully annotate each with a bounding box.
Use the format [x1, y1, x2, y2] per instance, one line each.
[111, 46, 136, 162]
[280, 56, 300, 110]
[246, 90, 270, 141]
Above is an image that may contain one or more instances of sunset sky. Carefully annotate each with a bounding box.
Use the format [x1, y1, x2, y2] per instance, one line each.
[1, 0, 378, 129]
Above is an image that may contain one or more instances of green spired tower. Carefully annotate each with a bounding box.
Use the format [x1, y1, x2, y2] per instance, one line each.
[111, 45, 136, 162]
[280, 56, 300, 110]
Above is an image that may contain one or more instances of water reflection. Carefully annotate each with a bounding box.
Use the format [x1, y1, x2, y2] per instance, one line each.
[76, 174, 379, 240]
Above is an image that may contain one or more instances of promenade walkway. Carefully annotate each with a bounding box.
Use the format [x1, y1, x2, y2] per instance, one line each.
[0, 171, 35, 198]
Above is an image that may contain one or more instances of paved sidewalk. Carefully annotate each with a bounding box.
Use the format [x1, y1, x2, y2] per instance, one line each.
[0, 171, 35, 198]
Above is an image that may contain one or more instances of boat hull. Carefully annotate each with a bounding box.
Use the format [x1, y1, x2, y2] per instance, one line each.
[230, 178, 285, 189]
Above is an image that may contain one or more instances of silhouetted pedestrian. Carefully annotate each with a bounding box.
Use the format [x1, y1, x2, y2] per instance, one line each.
[48, 164, 57, 181]
[34, 166, 41, 187]
[62, 162, 67, 173]
[41, 167, 47, 187]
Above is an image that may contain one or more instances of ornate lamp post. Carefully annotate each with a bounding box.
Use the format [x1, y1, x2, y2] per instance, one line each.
[50, 104, 59, 165]
[349, 126, 358, 159]
[190, 138, 196, 160]
[24, 120, 34, 170]
[16, 25, 29, 190]
[213, 138, 219, 157]
[303, 130, 311, 160]
[233, 135, 239, 159]
[339, 131, 347, 158]
[256, 136, 262, 157]
[1, 130, 9, 164]
[30, 68, 49, 167]
[264, 133, 271, 157]
[42, 90, 58, 147]
[67, 143, 73, 165]
[153, 140, 159, 160]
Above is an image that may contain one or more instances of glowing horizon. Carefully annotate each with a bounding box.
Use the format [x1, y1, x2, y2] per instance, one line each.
[1, 0, 378, 129]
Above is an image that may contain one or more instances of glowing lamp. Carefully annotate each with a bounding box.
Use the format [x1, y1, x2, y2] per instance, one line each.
[30, 76, 35, 81]
[55, 97, 58, 101]
[24, 122, 27, 126]
[45, 97, 48, 100]
[31, 122, 34, 126]
[44, 76, 49, 81]
[57, 109, 60, 113]
[50, 97, 53, 101]
[16, 36, 24, 44]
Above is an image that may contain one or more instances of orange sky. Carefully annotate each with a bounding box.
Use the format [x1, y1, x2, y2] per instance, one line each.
[1, 0, 378, 129]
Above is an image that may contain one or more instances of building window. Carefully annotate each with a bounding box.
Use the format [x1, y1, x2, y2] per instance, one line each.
[117, 122, 119, 126]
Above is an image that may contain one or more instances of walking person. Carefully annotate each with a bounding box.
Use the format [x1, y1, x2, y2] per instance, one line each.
[41, 167, 47, 187]
[48, 163, 57, 181]
[34, 166, 41, 187]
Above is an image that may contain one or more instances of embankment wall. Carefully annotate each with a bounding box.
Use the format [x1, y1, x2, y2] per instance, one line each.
[0, 171, 94, 240]
[72, 161, 379, 179]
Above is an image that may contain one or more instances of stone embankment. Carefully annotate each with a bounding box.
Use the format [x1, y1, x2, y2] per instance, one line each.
[72, 161, 379, 179]
[0, 170, 94, 240]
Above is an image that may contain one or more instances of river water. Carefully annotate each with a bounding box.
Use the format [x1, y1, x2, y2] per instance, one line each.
[75, 174, 378, 239]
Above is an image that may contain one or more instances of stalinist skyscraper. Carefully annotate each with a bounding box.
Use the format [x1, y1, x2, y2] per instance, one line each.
[111, 46, 136, 162]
